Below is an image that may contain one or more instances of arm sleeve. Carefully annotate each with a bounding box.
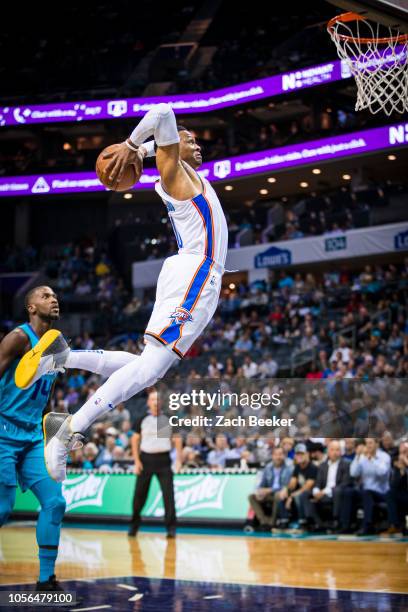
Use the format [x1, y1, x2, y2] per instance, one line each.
[129, 103, 180, 147]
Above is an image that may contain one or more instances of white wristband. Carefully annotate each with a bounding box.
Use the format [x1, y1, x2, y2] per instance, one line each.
[125, 139, 139, 152]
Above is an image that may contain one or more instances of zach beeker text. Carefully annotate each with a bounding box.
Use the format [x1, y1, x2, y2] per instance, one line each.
[169, 415, 294, 428]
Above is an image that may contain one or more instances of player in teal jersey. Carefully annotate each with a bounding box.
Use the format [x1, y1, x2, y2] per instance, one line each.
[0, 286, 69, 591]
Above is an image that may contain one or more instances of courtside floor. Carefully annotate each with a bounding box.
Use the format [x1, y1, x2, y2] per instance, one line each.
[1, 523, 407, 610]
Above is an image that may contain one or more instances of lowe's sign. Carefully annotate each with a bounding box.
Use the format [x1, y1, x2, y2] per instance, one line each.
[254, 246, 292, 268]
[132, 223, 408, 289]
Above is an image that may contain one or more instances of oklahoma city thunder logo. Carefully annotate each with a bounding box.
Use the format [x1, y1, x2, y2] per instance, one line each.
[169, 306, 193, 325]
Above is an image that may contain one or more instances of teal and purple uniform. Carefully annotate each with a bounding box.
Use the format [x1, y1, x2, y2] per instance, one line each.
[0, 323, 57, 490]
[0, 322, 66, 582]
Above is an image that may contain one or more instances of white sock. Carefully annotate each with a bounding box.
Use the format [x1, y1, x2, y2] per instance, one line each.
[70, 343, 177, 433]
[65, 350, 137, 377]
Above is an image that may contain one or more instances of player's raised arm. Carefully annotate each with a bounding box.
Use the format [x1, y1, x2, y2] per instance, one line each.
[104, 103, 196, 200]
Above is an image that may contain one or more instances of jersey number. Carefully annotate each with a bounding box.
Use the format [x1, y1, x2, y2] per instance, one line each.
[30, 379, 51, 401]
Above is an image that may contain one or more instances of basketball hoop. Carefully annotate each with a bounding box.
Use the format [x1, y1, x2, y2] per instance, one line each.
[327, 12, 408, 115]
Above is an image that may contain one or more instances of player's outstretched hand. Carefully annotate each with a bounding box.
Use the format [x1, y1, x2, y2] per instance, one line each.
[103, 142, 144, 187]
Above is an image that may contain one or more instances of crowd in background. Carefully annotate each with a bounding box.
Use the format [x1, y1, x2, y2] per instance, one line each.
[1, 258, 407, 536]
[2, 0, 407, 542]
[66, 422, 408, 536]
[2, 177, 403, 276]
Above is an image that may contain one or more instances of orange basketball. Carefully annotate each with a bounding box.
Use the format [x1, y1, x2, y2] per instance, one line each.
[96, 143, 140, 192]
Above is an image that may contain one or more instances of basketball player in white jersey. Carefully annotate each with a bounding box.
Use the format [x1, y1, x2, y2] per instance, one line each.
[15, 103, 229, 482]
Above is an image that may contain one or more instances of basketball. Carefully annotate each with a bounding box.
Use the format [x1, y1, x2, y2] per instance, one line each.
[96, 143, 140, 191]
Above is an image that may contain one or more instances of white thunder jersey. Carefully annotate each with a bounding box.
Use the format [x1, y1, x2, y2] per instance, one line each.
[155, 174, 228, 268]
[144, 172, 228, 358]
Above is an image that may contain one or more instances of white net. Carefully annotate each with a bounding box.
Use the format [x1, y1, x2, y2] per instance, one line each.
[328, 13, 408, 116]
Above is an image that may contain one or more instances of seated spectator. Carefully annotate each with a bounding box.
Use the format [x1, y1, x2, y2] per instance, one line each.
[82, 443, 99, 470]
[380, 431, 398, 461]
[242, 355, 258, 379]
[306, 363, 323, 379]
[281, 438, 295, 463]
[329, 337, 352, 364]
[249, 433, 276, 465]
[258, 353, 278, 378]
[343, 438, 356, 461]
[81, 332, 95, 350]
[349, 438, 391, 535]
[110, 403, 131, 428]
[305, 440, 351, 531]
[118, 420, 134, 449]
[207, 434, 230, 469]
[226, 436, 249, 462]
[278, 443, 318, 529]
[248, 446, 293, 529]
[208, 355, 223, 378]
[300, 327, 319, 352]
[111, 446, 126, 467]
[95, 434, 117, 468]
[381, 440, 408, 536]
[65, 387, 79, 409]
[308, 441, 326, 466]
[75, 278, 92, 295]
[224, 357, 236, 378]
[234, 330, 253, 353]
[183, 433, 210, 463]
[67, 370, 86, 389]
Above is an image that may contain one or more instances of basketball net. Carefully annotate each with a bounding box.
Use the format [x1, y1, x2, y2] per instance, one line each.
[328, 12, 408, 116]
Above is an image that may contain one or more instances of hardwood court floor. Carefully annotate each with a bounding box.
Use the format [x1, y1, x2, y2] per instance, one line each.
[0, 525, 407, 594]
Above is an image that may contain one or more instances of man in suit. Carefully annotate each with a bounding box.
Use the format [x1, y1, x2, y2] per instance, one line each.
[305, 440, 351, 531]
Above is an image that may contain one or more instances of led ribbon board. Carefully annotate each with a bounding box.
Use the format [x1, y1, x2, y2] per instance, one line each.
[0, 123, 406, 197]
[0, 61, 349, 127]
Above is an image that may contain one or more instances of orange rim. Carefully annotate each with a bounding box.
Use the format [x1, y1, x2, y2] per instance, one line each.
[327, 12, 408, 44]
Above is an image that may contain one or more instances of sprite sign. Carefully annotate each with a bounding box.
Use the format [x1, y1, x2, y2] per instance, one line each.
[13, 473, 257, 521]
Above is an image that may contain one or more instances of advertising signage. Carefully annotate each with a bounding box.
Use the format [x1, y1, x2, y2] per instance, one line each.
[0, 123, 407, 198]
[0, 60, 349, 128]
